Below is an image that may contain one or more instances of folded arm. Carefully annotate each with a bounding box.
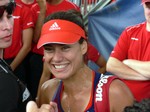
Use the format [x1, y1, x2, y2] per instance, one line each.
[123, 59, 150, 79]
[109, 79, 134, 112]
[107, 57, 148, 80]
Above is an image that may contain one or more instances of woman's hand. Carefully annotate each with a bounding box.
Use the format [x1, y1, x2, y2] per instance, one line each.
[26, 101, 58, 112]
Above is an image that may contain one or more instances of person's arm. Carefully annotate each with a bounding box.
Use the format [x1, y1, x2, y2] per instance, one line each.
[109, 79, 134, 112]
[36, 62, 51, 105]
[123, 59, 150, 79]
[87, 43, 106, 74]
[96, 55, 106, 74]
[33, 0, 46, 43]
[10, 28, 33, 70]
[107, 57, 148, 80]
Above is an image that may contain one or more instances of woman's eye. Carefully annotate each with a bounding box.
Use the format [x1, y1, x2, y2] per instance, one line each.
[62, 45, 70, 50]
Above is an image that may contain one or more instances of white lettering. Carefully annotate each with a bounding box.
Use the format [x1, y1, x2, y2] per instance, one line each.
[95, 75, 110, 102]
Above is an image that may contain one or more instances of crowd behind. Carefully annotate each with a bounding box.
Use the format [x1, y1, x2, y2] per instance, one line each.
[0, 0, 150, 112]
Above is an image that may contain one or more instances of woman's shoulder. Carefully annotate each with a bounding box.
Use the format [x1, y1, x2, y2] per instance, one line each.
[109, 79, 134, 112]
[42, 78, 61, 91]
[38, 78, 61, 105]
[109, 77, 133, 97]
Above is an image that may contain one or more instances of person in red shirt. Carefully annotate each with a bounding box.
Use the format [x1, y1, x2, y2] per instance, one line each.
[26, 10, 134, 112]
[27, 0, 80, 100]
[107, 0, 150, 102]
[13, 0, 37, 97]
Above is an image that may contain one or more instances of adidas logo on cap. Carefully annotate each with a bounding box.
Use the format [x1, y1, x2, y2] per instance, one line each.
[49, 22, 61, 30]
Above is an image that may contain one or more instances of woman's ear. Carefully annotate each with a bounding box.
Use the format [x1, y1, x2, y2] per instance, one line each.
[81, 40, 88, 55]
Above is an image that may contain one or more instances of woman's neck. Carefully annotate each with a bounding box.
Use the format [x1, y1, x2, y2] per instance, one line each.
[63, 66, 93, 94]
[0, 49, 3, 59]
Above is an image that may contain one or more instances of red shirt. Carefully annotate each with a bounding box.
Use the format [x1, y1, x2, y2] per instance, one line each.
[4, 3, 34, 59]
[110, 22, 150, 101]
[31, 0, 80, 55]
[87, 43, 100, 63]
[111, 22, 150, 61]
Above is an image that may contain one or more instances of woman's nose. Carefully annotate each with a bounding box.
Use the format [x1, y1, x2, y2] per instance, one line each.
[52, 50, 63, 62]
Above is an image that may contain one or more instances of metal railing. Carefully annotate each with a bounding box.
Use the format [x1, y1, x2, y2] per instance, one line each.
[70, 0, 102, 15]
[69, 0, 111, 25]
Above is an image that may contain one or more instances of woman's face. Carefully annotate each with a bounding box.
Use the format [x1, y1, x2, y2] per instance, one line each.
[0, 0, 14, 49]
[44, 41, 87, 79]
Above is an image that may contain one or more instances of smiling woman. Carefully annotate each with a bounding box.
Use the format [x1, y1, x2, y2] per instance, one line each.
[27, 10, 134, 112]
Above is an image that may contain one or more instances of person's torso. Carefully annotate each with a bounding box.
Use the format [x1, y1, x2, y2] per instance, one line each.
[52, 72, 117, 112]
[111, 22, 150, 61]
[127, 22, 150, 60]
[123, 79, 150, 101]
[110, 22, 150, 101]
[0, 59, 32, 112]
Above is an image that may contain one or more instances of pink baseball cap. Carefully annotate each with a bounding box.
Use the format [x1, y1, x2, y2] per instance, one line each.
[37, 19, 86, 49]
[142, 0, 150, 3]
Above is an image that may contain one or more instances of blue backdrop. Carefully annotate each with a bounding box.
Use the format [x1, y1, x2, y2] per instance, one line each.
[88, 0, 145, 72]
